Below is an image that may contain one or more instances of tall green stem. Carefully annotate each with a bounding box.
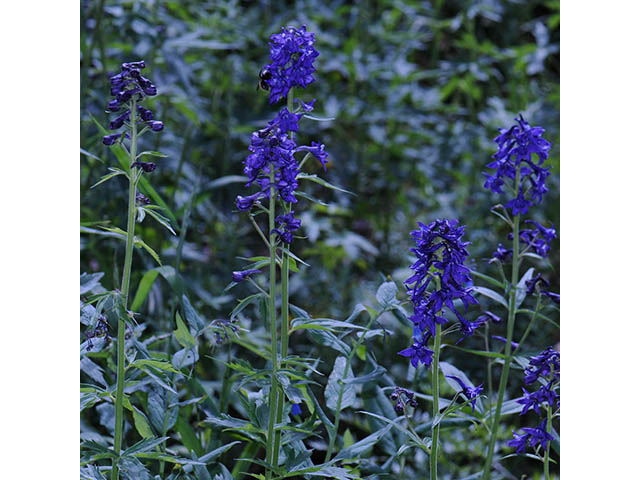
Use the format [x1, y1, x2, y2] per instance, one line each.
[265, 165, 279, 480]
[324, 313, 378, 462]
[112, 99, 138, 480]
[272, 89, 295, 462]
[544, 405, 552, 480]
[482, 167, 521, 480]
[430, 323, 442, 480]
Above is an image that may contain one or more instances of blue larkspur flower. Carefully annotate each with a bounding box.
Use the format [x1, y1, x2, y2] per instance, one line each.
[484, 115, 552, 215]
[524, 347, 560, 386]
[271, 211, 302, 244]
[261, 25, 319, 104]
[103, 60, 163, 146]
[290, 403, 302, 416]
[398, 337, 434, 368]
[507, 419, 554, 454]
[295, 141, 329, 171]
[446, 375, 483, 413]
[491, 243, 512, 262]
[232, 269, 262, 283]
[399, 219, 478, 367]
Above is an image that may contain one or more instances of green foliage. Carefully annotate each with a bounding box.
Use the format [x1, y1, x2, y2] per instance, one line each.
[81, 0, 559, 478]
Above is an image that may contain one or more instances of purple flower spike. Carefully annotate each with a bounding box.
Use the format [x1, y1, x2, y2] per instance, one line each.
[261, 25, 319, 104]
[484, 115, 552, 215]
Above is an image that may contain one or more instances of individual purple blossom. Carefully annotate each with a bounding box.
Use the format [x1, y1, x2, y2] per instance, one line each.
[398, 337, 434, 368]
[484, 115, 552, 216]
[507, 419, 553, 454]
[231, 269, 262, 283]
[445, 375, 483, 413]
[102, 133, 121, 146]
[236, 191, 267, 211]
[491, 243, 512, 262]
[149, 121, 164, 132]
[296, 98, 316, 112]
[295, 141, 329, 171]
[261, 25, 319, 104]
[271, 211, 302, 244]
[131, 161, 156, 173]
[136, 193, 150, 205]
[290, 403, 302, 416]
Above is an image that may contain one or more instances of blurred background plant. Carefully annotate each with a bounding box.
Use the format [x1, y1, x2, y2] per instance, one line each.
[81, 1, 559, 478]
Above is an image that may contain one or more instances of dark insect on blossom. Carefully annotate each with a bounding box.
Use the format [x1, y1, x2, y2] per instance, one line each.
[507, 419, 554, 454]
[231, 268, 262, 283]
[400, 219, 477, 366]
[484, 115, 552, 216]
[103, 60, 163, 145]
[445, 375, 483, 413]
[260, 25, 319, 103]
[390, 387, 418, 414]
[257, 67, 272, 91]
[271, 211, 302, 244]
[131, 161, 156, 173]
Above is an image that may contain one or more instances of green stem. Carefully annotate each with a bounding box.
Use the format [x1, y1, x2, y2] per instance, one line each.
[430, 323, 442, 480]
[265, 165, 279, 480]
[272, 89, 295, 463]
[544, 405, 552, 480]
[513, 293, 542, 356]
[112, 99, 138, 480]
[482, 168, 521, 480]
[324, 312, 378, 462]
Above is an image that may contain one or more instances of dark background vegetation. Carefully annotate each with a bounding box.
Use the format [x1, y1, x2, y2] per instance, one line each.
[81, 0, 559, 478]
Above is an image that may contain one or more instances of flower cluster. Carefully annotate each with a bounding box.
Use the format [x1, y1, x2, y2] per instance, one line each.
[103, 60, 163, 153]
[483, 115, 552, 216]
[507, 419, 554, 454]
[510, 347, 559, 453]
[399, 219, 478, 368]
[446, 375, 483, 413]
[272, 212, 301, 244]
[261, 25, 319, 104]
[514, 221, 557, 257]
[390, 387, 418, 414]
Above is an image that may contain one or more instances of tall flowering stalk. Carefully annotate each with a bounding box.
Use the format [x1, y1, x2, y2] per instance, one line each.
[233, 25, 326, 479]
[481, 115, 553, 479]
[400, 219, 477, 479]
[102, 60, 164, 480]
